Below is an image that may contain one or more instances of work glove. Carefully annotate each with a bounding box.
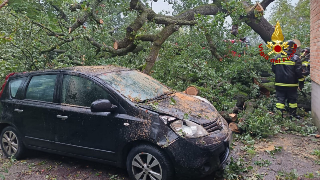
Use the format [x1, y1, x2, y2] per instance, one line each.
[299, 81, 304, 90]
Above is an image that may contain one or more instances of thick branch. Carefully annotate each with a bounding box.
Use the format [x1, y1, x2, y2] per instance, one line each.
[260, 0, 275, 10]
[144, 24, 179, 74]
[32, 21, 65, 36]
[204, 29, 222, 61]
[49, 2, 69, 22]
[153, 16, 197, 25]
[41, 37, 74, 53]
[0, 0, 8, 10]
[85, 36, 138, 56]
[242, 1, 274, 43]
[117, 11, 149, 49]
[91, 2, 103, 24]
[69, 0, 102, 34]
[130, 0, 145, 11]
[69, 14, 89, 34]
[245, 17, 274, 43]
[136, 34, 156, 42]
[177, 3, 223, 20]
[69, 3, 82, 12]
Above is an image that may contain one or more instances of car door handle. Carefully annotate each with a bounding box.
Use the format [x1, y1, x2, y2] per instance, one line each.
[57, 115, 68, 120]
[14, 109, 23, 113]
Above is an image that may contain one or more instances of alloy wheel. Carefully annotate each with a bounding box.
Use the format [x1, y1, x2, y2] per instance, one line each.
[131, 152, 163, 180]
[1, 131, 19, 156]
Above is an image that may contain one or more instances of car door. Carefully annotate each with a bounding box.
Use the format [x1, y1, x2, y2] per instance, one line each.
[0, 76, 26, 128]
[53, 74, 122, 161]
[14, 73, 59, 148]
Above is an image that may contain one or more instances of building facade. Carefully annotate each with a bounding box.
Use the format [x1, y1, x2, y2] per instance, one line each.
[310, 0, 320, 129]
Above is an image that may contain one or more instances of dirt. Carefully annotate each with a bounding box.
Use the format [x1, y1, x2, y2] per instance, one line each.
[0, 150, 129, 180]
[1, 133, 320, 180]
[227, 133, 320, 179]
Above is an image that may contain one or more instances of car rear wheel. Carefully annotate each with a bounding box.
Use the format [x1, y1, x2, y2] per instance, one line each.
[126, 144, 174, 180]
[0, 126, 25, 159]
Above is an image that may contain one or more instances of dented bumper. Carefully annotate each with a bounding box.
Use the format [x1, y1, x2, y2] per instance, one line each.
[165, 130, 231, 178]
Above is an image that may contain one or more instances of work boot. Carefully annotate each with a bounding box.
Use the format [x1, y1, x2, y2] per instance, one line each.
[289, 108, 300, 120]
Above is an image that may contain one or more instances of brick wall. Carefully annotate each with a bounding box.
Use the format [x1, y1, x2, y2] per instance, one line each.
[311, 0, 320, 130]
[310, 0, 320, 84]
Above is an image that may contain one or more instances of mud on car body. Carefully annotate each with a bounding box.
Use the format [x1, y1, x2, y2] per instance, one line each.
[0, 65, 231, 180]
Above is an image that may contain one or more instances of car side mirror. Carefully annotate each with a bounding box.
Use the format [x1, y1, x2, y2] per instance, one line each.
[91, 99, 117, 112]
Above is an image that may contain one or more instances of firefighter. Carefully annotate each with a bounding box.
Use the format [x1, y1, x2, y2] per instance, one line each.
[300, 47, 310, 77]
[272, 40, 304, 119]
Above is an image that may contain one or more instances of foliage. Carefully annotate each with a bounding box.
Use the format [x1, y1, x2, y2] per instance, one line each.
[265, 146, 283, 158]
[0, 156, 16, 180]
[0, 2, 314, 180]
[237, 93, 317, 138]
[0, 0, 313, 140]
[269, 0, 310, 48]
[276, 169, 299, 180]
[238, 103, 282, 138]
[312, 149, 320, 159]
[223, 157, 253, 180]
[254, 160, 271, 167]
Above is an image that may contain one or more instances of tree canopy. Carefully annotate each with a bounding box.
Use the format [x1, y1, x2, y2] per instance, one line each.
[0, 0, 310, 111]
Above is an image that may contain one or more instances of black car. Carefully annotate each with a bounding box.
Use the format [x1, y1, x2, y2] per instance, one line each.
[0, 65, 231, 180]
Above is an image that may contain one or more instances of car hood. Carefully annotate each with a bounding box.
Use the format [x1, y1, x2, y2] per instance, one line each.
[139, 92, 222, 125]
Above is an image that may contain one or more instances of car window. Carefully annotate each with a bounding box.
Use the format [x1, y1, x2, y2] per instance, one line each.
[98, 70, 171, 102]
[61, 75, 109, 107]
[9, 78, 25, 98]
[26, 75, 57, 102]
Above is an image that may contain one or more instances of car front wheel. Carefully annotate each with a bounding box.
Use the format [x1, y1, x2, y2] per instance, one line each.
[0, 126, 25, 159]
[126, 144, 174, 180]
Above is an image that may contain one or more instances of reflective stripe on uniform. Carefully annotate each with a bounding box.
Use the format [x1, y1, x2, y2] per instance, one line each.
[299, 78, 304, 81]
[276, 103, 285, 109]
[289, 103, 297, 108]
[274, 60, 296, 65]
[302, 61, 310, 67]
[275, 83, 299, 87]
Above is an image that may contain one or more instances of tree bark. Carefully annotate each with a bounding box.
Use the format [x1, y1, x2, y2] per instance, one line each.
[260, 0, 275, 10]
[143, 24, 179, 74]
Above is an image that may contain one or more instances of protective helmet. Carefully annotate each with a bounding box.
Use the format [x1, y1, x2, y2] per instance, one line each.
[286, 40, 297, 51]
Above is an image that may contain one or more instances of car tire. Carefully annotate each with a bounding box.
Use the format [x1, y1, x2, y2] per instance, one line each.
[0, 126, 26, 159]
[126, 144, 174, 180]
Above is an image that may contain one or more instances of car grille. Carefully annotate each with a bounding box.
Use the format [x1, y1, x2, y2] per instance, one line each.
[219, 148, 229, 164]
[202, 120, 222, 133]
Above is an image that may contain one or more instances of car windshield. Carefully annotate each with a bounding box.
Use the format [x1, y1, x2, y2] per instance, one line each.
[98, 70, 171, 102]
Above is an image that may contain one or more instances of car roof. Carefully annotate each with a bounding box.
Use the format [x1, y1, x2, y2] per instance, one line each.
[65, 65, 130, 75]
[10, 65, 131, 78]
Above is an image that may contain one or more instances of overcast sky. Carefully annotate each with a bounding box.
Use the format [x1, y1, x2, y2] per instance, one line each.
[150, 0, 300, 20]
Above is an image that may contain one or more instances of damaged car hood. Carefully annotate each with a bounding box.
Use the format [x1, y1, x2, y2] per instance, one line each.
[139, 92, 222, 125]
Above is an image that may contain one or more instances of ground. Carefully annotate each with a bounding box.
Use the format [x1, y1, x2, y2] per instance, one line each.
[1, 133, 320, 180]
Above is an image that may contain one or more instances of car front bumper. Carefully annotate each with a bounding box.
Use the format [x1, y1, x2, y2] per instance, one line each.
[165, 130, 232, 179]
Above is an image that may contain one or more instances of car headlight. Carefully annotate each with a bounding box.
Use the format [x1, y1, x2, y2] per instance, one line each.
[169, 119, 208, 138]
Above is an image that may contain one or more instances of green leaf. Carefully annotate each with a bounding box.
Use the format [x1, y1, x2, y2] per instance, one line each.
[183, 113, 189, 120]
[170, 97, 176, 105]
